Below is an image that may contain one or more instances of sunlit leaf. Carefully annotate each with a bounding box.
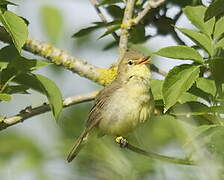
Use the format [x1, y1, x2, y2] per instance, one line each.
[162, 64, 200, 110]
[196, 77, 216, 96]
[0, 10, 28, 52]
[214, 17, 224, 40]
[177, 28, 212, 55]
[183, 5, 215, 37]
[154, 45, 203, 63]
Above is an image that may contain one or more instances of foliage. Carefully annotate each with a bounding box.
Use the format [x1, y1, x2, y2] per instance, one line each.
[1, 0, 224, 180]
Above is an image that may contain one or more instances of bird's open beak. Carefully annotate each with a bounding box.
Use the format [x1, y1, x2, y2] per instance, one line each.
[137, 56, 151, 64]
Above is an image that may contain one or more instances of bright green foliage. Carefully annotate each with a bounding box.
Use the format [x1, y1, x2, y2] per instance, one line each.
[0, 11, 28, 52]
[155, 45, 203, 63]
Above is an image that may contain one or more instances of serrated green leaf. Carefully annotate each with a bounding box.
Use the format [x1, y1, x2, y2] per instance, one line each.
[40, 6, 63, 44]
[99, 24, 120, 39]
[214, 17, 224, 40]
[177, 28, 212, 55]
[196, 77, 216, 96]
[183, 5, 215, 37]
[72, 26, 100, 38]
[162, 64, 200, 110]
[205, 0, 224, 21]
[210, 58, 224, 84]
[0, 10, 28, 53]
[0, 93, 11, 101]
[154, 45, 204, 63]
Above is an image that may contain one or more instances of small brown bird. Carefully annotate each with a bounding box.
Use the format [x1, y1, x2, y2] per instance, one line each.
[67, 50, 154, 162]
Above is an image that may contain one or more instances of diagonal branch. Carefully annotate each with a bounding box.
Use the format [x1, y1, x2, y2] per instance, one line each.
[0, 26, 117, 86]
[0, 91, 99, 131]
[89, 0, 119, 41]
[134, 0, 166, 25]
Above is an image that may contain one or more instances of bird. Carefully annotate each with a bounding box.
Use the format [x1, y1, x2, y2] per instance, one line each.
[67, 50, 154, 162]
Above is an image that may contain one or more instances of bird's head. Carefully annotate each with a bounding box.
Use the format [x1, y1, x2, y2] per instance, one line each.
[117, 50, 151, 82]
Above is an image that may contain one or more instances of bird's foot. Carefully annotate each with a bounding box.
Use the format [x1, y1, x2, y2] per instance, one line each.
[115, 136, 128, 148]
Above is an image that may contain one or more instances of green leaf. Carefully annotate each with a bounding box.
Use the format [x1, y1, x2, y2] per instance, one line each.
[214, 17, 224, 40]
[106, 5, 123, 19]
[183, 5, 215, 37]
[205, 0, 224, 21]
[99, 24, 120, 39]
[15, 73, 63, 120]
[178, 92, 198, 104]
[216, 38, 224, 48]
[0, 10, 28, 53]
[40, 6, 63, 44]
[0, 93, 11, 101]
[196, 77, 216, 96]
[129, 24, 147, 44]
[72, 26, 100, 38]
[8, 57, 51, 72]
[0, 45, 19, 70]
[0, 0, 17, 6]
[162, 64, 200, 110]
[154, 45, 203, 63]
[5, 85, 29, 94]
[210, 58, 224, 84]
[34, 74, 63, 120]
[177, 28, 212, 55]
[151, 79, 163, 100]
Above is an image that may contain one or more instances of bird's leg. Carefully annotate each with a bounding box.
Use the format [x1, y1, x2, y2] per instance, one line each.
[115, 136, 128, 148]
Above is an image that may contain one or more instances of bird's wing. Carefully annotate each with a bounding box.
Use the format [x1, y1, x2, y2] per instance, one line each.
[86, 81, 121, 131]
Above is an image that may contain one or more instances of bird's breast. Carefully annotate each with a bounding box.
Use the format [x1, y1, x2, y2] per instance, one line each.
[98, 82, 154, 135]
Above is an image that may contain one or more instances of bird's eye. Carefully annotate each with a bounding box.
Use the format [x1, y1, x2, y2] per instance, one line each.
[128, 60, 133, 65]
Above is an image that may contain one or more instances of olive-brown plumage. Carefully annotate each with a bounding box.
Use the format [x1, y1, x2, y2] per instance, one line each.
[67, 50, 154, 162]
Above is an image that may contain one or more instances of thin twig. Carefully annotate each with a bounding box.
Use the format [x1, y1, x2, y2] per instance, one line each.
[116, 137, 196, 165]
[0, 91, 99, 130]
[118, 0, 136, 61]
[134, 0, 166, 25]
[89, 0, 119, 41]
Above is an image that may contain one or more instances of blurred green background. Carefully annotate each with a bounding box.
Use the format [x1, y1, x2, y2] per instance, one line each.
[0, 0, 223, 180]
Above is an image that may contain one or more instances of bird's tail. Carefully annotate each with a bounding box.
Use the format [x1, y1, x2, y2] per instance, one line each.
[67, 129, 88, 162]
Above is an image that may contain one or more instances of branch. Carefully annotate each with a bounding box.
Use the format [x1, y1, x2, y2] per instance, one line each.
[0, 91, 98, 131]
[134, 0, 166, 25]
[118, 0, 136, 60]
[116, 137, 196, 166]
[89, 0, 119, 41]
[0, 26, 117, 86]
[151, 64, 167, 76]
